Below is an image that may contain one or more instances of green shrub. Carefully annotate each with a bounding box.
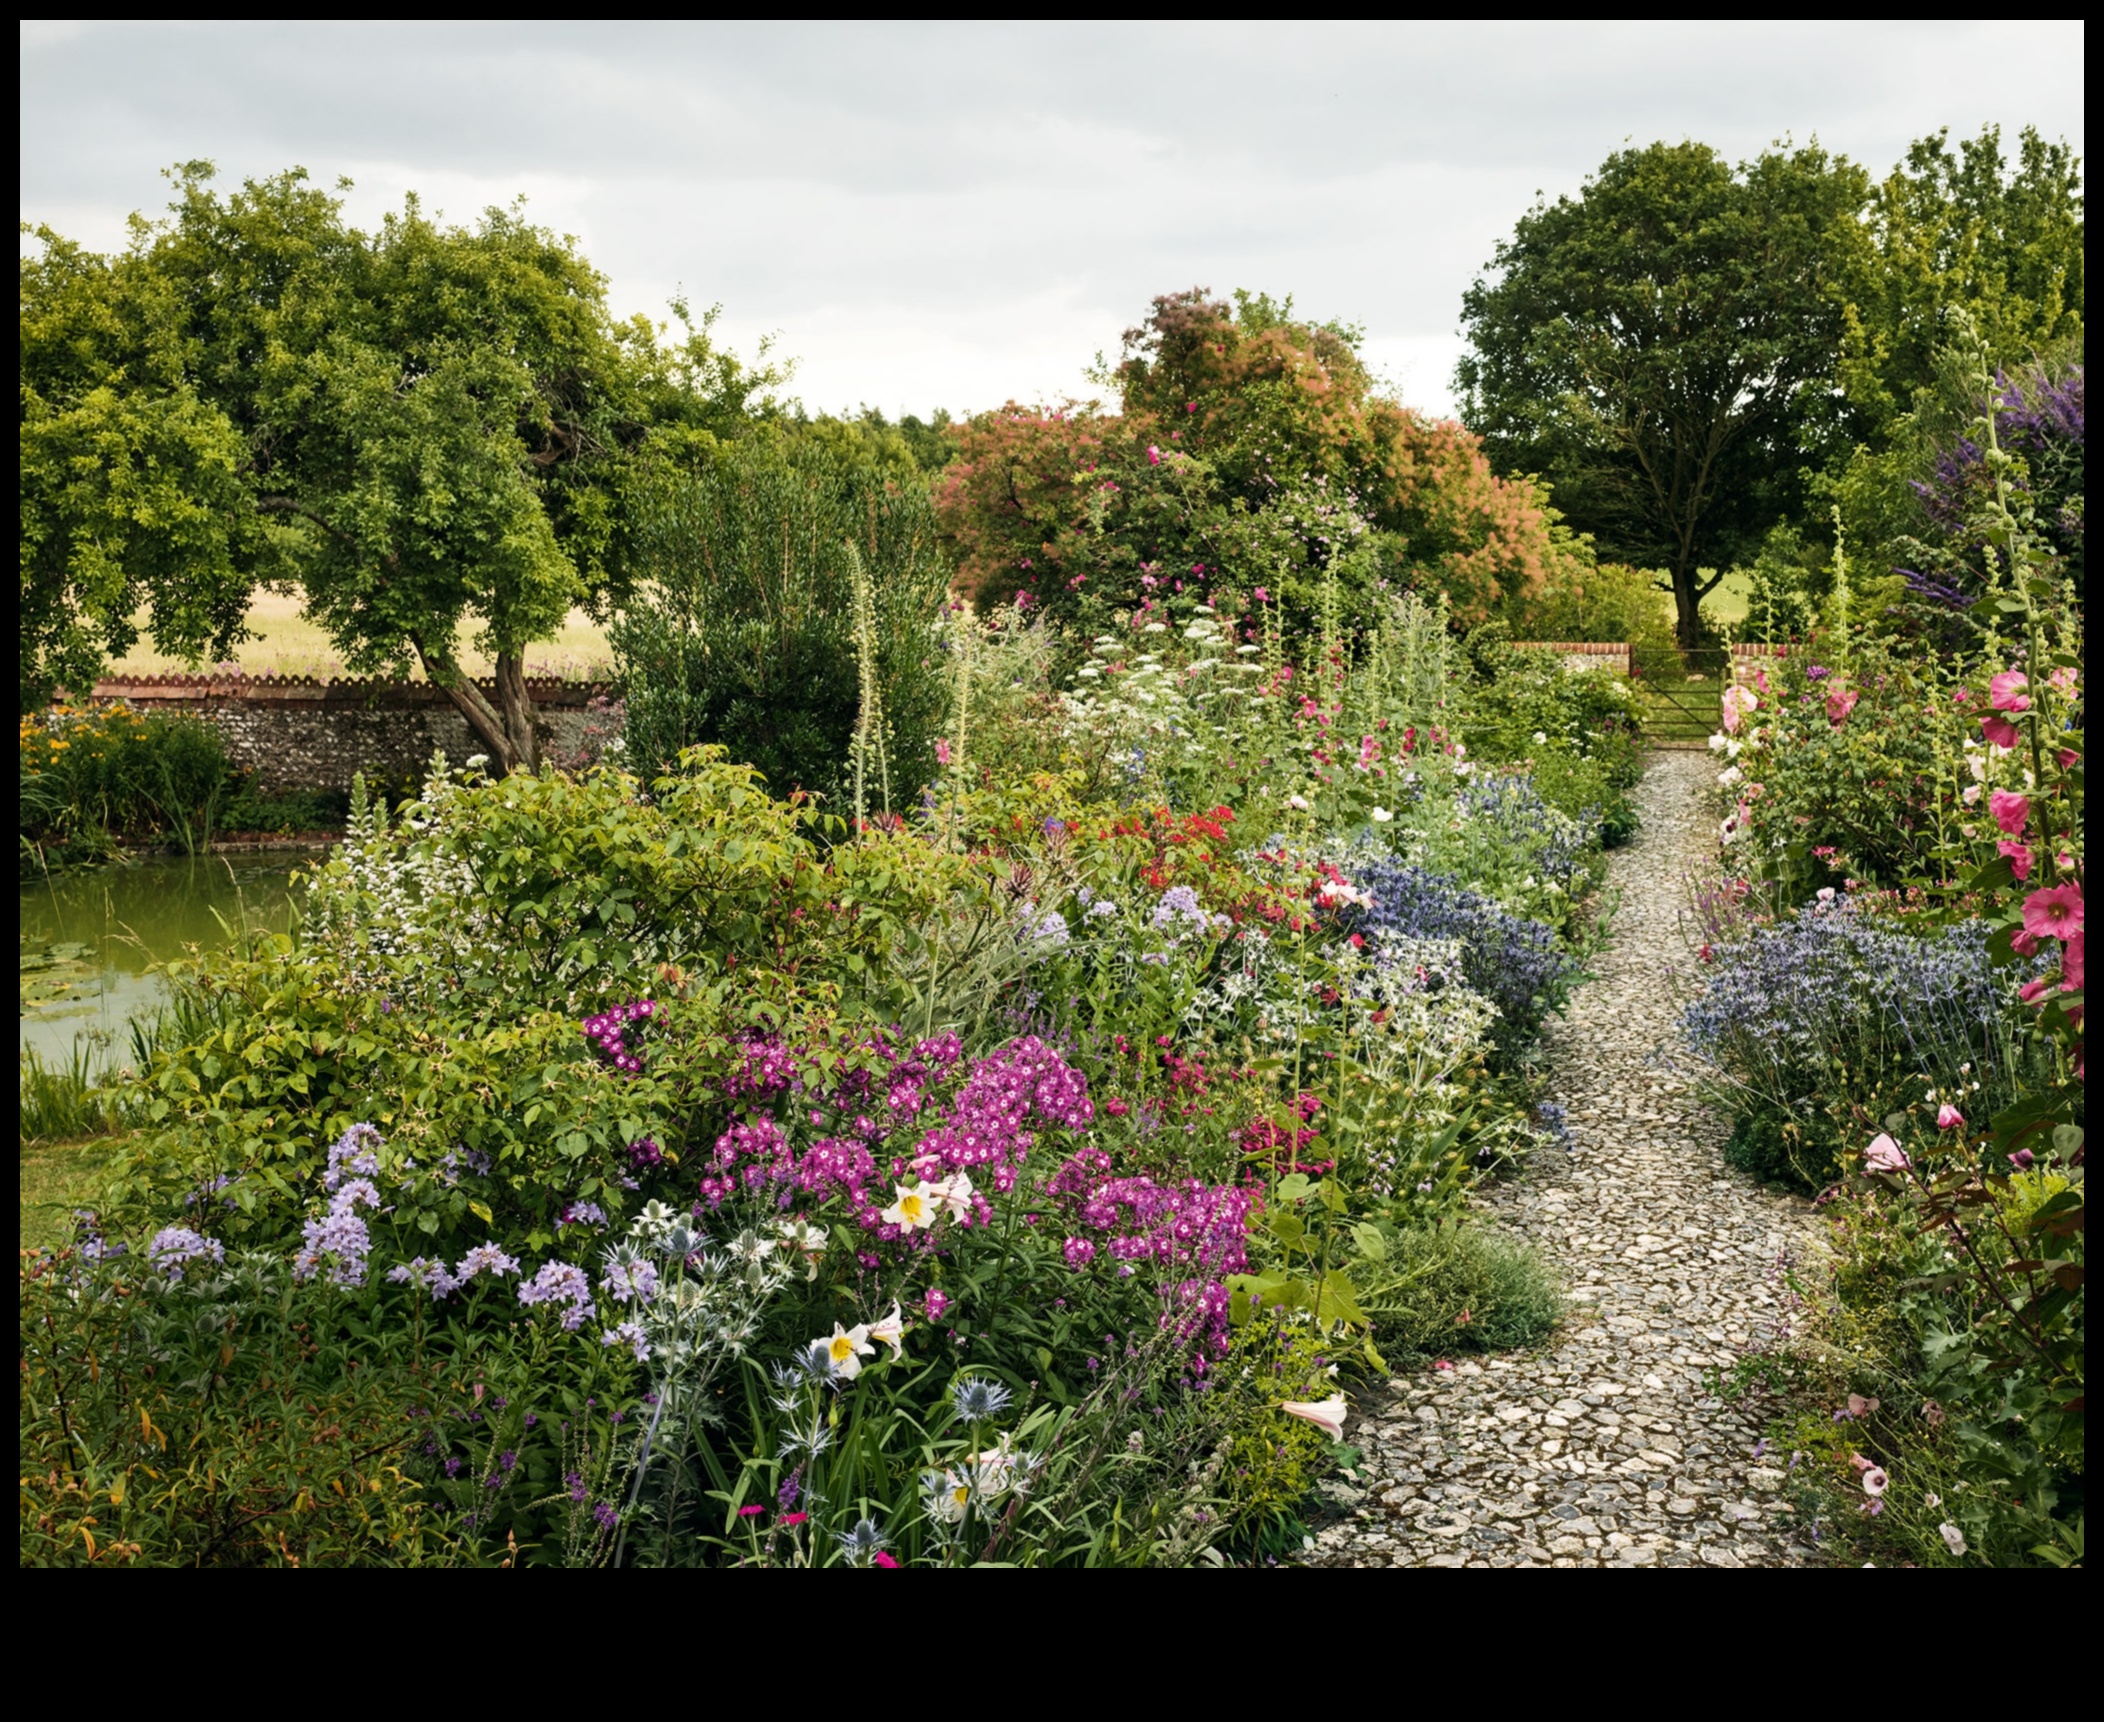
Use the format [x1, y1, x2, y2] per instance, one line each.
[1359, 1222, 1562, 1361]
[19, 1243, 455, 1567]
[611, 436, 951, 811]
[20, 705, 231, 854]
[218, 784, 347, 834]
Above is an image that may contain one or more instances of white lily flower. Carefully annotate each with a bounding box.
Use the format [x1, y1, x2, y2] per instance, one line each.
[1281, 1396, 1349, 1440]
[776, 1216, 828, 1280]
[928, 1171, 976, 1221]
[881, 1180, 938, 1232]
[821, 1322, 875, 1379]
[867, 1301, 906, 1358]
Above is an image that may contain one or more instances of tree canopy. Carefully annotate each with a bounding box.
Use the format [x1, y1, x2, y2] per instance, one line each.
[1455, 140, 1871, 647]
[937, 289, 1567, 643]
[19, 163, 774, 759]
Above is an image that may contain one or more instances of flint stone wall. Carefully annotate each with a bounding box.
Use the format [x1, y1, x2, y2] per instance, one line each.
[87, 674, 618, 794]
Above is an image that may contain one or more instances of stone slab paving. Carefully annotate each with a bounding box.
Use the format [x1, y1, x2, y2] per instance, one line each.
[1310, 751, 1819, 1569]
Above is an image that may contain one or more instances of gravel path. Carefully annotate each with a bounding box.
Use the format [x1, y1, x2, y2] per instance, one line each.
[1311, 751, 1819, 1569]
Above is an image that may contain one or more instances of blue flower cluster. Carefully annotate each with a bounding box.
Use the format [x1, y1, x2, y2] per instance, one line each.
[1684, 899, 2022, 1101]
[1346, 859, 1578, 1058]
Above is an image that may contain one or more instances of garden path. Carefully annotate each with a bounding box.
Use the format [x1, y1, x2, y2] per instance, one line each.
[1310, 750, 1819, 1568]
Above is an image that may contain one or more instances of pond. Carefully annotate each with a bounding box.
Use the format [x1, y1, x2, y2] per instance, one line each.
[19, 856, 304, 1069]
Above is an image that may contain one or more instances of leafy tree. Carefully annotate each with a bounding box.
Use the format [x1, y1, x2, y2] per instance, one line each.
[1457, 141, 1871, 648]
[19, 164, 774, 759]
[938, 289, 1563, 642]
[1840, 125, 2084, 444]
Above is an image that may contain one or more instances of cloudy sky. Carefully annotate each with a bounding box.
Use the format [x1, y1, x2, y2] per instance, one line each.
[20, 21, 2085, 421]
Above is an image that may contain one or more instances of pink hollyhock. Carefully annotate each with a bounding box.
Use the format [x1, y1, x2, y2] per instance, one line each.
[2019, 977, 2051, 1005]
[2022, 883, 2084, 940]
[1720, 685, 1757, 732]
[1146, 445, 1162, 465]
[2063, 929, 2084, 991]
[2011, 928, 2042, 955]
[1989, 790, 2032, 835]
[2059, 747, 2080, 769]
[1989, 670, 2031, 712]
[2008, 1148, 2036, 1170]
[1826, 688, 1860, 726]
[1997, 840, 2033, 881]
[1864, 1133, 1909, 1173]
[2048, 665, 2077, 694]
[934, 739, 952, 767]
[1936, 1103, 1965, 1130]
[1980, 713, 2021, 749]
[1752, 667, 1771, 695]
[1952, 688, 1972, 706]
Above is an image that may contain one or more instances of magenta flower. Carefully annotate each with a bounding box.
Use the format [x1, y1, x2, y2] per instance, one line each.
[1980, 712, 2021, 749]
[1988, 790, 2032, 835]
[1825, 688, 1859, 726]
[2022, 883, 2084, 940]
[1253, 586, 1269, 602]
[2008, 1148, 2036, 1170]
[1997, 840, 2033, 881]
[1864, 1133, 1909, 1174]
[1936, 1103, 1965, 1130]
[934, 739, 952, 767]
[1989, 670, 2031, 712]
[1146, 445, 1162, 466]
[2019, 977, 2051, 1005]
[2062, 929, 2083, 991]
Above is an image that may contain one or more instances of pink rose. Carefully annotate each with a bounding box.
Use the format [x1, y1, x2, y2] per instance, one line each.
[1989, 670, 2031, 712]
[1989, 791, 2031, 835]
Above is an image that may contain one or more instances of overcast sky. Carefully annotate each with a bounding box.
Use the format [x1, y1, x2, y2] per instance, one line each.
[20, 20, 2086, 421]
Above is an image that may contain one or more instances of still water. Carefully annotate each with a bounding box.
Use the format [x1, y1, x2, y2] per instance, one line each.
[19, 856, 303, 1068]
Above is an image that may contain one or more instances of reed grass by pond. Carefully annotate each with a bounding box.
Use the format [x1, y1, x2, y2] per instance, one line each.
[19, 857, 300, 1245]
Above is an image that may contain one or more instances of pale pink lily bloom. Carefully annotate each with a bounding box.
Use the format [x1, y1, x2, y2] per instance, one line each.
[1936, 1103, 1965, 1130]
[1864, 1134, 1909, 1174]
[1281, 1396, 1349, 1440]
[866, 1301, 906, 1359]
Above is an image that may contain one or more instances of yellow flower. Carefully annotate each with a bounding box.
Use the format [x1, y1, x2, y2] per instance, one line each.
[821, 1322, 874, 1380]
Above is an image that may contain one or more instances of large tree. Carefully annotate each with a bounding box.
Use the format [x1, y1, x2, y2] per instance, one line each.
[1456, 141, 1871, 648]
[20, 164, 768, 761]
[938, 288, 1565, 640]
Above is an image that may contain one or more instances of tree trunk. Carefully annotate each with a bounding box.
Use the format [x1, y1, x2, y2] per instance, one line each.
[494, 650, 542, 772]
[1671, 562, 1704, 656]
[412, 635, 538, 774]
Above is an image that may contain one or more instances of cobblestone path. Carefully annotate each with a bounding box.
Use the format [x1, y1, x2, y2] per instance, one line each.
[1311, 751, 1819, 1568]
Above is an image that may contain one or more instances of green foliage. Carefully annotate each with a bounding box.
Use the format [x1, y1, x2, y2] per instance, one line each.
[1357, 1221, 1562, 1362]
[20, 1043, 136, 1145]
[217, 783, 347, 834]
[1458, 140, 1874, 646]
[938, 289, 1569, 644]
[20, 1246, 454, 1567]
[610, 436, 951, 809]
[1839, 125, 2085, 446]
[19, 164, 779, 761]
[1500, 557, 1685, 682]
[20, 704, 231, 857]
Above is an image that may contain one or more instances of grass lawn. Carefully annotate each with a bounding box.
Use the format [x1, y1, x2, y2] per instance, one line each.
[106, 589, 614, 682]
[20, 1133, 125, 1252]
